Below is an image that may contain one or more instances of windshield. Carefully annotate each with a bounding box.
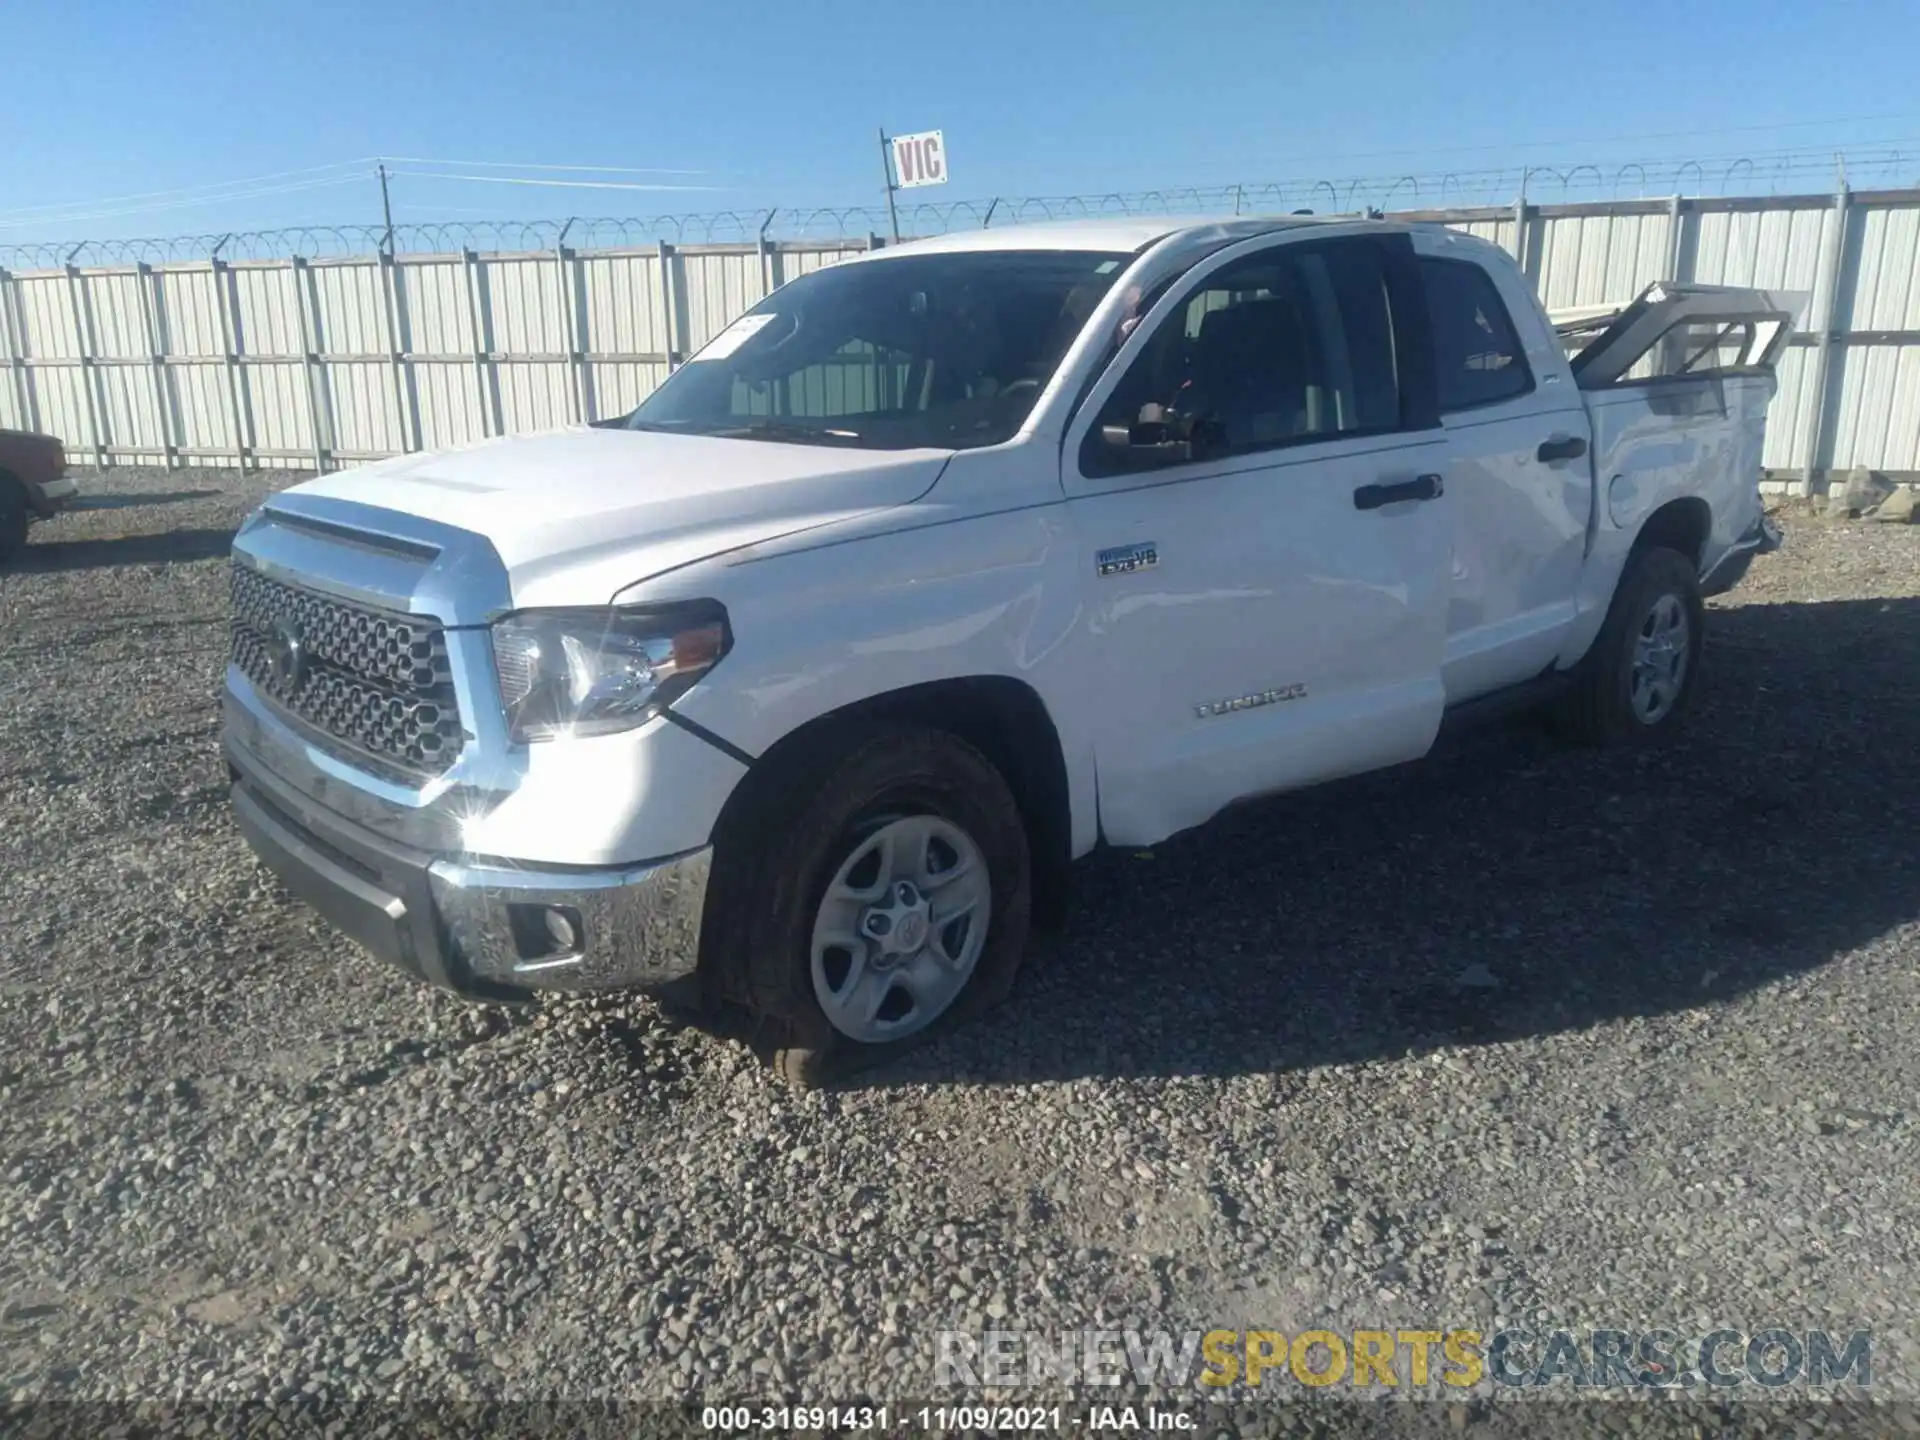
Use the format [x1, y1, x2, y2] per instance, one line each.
[622, 249, 1129, 450]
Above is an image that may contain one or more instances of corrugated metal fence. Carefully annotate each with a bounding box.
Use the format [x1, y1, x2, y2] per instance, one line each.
[3, 188, 1917, 490]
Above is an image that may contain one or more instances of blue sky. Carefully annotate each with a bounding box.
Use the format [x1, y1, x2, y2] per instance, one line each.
[4, 0, 1920, 243]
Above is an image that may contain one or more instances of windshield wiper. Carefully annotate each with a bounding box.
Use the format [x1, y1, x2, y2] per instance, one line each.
[701, 420, 865, 446]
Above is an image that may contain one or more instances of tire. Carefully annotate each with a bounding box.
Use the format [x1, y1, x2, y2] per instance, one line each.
[709, 724, 1032, 1089]
[1559, 545, 1705, 745]
[0, 475, 27, 563]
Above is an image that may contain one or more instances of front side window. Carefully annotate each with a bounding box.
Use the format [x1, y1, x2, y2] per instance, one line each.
[1421, 256, 1533, 410]
[624, 249, 1128, 451]
[1085, 241, 1401, 474]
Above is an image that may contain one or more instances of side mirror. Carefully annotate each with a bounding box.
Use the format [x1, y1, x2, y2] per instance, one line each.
[1100, 419, 1175, 446]
[1096, 406, 1225, 467]
[1099, 420, 1186, 465]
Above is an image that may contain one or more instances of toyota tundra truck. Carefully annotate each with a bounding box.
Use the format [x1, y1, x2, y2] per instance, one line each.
[223, 216, 1788, 1080]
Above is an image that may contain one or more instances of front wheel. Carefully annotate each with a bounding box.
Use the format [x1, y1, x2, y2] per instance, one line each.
[1560, 545, 1706, 744]
[711, 725, 1032, 1087]
[809, 813, 996, 1045]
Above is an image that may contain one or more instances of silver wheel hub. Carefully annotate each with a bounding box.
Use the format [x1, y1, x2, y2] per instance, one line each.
[1630, 591, 1691, 724]
[810, 816, 991, 1043]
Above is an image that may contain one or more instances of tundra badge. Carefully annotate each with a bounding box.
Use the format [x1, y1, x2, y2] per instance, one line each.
[1096, 542, 1158, 578]
[1196, 683, 1307, 718]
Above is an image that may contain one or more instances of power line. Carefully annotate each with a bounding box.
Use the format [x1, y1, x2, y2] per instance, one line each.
[0, 159, 375, 224]
[381, 155, 710, 175]
[10, 139, 1920, 259]
[0, 174, 369, 231]
[1, 114, 1902, 231]
[390, 170, 721, 193]
[0, 153, 710, 228]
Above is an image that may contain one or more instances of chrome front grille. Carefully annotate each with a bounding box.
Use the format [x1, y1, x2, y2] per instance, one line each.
[229, 563, 465, 777]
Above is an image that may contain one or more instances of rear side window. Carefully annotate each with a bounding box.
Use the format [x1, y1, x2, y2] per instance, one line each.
[1421, 257, 1532, 411]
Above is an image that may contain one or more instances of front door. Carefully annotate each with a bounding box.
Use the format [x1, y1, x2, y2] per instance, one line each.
[1061, 230, 1452, 848]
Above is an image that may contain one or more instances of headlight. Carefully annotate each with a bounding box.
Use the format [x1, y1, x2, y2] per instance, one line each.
[490, 603, 729, 743]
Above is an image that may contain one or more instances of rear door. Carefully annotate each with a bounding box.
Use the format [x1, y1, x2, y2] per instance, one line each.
[1061, 229, 1452, 847]
[1411, 232, 1593, 703]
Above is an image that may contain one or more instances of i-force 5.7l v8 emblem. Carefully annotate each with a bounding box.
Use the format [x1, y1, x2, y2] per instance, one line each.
[1096, 542, 1158, 578]
[1195, 683, 1308, 719]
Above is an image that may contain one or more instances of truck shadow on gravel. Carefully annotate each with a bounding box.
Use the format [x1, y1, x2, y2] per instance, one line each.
[16, 528, 236, 573]
[870, 594, 1920, 1088]
[68, 489, 222, 512]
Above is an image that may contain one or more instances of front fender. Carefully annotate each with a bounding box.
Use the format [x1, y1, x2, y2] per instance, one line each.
[647, 503, 1100, 858]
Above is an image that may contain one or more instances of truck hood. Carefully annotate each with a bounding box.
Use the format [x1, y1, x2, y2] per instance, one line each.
[289, 426, 950, 605]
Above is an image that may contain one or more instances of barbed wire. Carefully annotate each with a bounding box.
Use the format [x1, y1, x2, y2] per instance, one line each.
[4, 148, 1916, 269]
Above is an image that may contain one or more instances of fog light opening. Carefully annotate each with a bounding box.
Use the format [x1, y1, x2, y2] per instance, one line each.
[507, 902, 585, 963]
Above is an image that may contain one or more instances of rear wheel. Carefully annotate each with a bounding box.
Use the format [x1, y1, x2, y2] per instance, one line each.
[1560, 545, 1705, 744]
[0, 475, 28, 562]
[709, 725, 1032, 1088]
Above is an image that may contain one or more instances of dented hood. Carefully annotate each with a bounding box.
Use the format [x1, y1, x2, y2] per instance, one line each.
[284, 426, 949, 605]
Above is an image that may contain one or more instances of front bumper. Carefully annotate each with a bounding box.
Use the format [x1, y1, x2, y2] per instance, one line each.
[32, 476, 78, 517]
[1700, 511, 1783, 598]
[227, 733, 709, 1002]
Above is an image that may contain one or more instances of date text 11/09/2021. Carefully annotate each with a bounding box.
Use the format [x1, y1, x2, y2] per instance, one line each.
[700, 1406, 1190, 1432]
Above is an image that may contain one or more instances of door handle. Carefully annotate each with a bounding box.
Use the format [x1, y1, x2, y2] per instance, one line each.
[1537, 434, 1589, 462]
[1353, 473, 1444, 511]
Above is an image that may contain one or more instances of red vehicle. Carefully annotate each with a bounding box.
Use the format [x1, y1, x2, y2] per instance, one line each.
[0, 428, 77, 559]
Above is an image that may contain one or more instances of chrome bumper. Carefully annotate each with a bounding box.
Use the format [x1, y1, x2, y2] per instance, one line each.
[430, 850, 710, 993]
[226, 716, 708, 1001]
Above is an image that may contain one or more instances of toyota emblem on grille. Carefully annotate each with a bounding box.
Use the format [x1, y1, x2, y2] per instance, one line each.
[266, 617, 306, 690]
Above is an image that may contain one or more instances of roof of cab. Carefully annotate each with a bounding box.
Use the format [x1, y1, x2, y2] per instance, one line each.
[846, 214, 1337, 259]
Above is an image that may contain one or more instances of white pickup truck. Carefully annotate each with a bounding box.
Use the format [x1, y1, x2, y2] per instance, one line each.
[224, 216, 1788, 1080]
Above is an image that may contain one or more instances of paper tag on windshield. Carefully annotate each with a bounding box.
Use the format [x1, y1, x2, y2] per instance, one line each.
[694, 313, 777, 361]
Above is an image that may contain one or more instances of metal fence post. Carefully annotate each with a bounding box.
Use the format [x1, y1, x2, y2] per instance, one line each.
[1507, 168, 1537, 278]
[1800, 184, 1854, 495]
[574, 244, 595, 422]
[1664, 194, 1688, 281]
[134, 263, 178, 469]
[756, 210, 781, 299]
[0, 266, 28, 432]
[555, 220, 588, 423]
[657, 241, 679, 371]
[289, 257, 328, 474]
[461, 249, 493, 438]
[209, 241, 255, 471]
[2, 269, 41, 433]
[377, 249, 418, 456]
[62, 255, 108, 468]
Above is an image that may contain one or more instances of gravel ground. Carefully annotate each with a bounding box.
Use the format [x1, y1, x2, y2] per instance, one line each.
[2, 467, 1917, 1418]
